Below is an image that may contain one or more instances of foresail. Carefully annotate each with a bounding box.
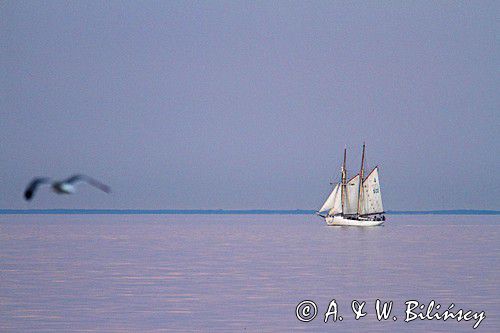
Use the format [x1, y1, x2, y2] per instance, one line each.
[343, 174, 360, 215]
[319, 183, 342, 214]
[328, 184, 343, 215]
[360, 167, 384, 215]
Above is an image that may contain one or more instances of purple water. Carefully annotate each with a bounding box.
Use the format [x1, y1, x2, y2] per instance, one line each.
[0, 214, 498, 332]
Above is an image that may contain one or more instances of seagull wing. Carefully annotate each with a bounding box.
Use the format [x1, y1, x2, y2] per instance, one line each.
[24, 178, 51, 200]
[64, 174, 111, 193]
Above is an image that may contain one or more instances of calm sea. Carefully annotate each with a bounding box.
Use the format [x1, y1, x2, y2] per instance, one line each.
[0, 214, 498, 332]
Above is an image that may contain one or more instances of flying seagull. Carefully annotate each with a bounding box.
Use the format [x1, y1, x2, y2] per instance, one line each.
[24, 174, 111, 201]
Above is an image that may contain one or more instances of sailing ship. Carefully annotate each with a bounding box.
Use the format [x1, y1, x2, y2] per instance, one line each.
[317, 144, 385, 226]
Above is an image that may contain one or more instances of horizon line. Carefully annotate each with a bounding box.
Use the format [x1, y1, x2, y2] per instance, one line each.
[0, 209, 499, 215]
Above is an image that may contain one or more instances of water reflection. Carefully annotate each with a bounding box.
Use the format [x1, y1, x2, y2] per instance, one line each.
[0, 214, 498, 331]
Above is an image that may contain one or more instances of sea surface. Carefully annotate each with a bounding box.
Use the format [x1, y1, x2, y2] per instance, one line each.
[0, 214, 498, 332]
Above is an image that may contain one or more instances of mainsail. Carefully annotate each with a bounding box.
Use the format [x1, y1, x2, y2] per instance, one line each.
[360, 167, 384, 215]
[343, 174, 360, 215]
[319, 183, 342, 214]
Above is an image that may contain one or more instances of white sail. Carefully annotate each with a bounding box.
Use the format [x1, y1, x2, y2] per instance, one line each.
[343, 174, 360, 215]
[360, 167, 384, 215]
[319, 183, 342, 214]
[328, 183, 343, 215]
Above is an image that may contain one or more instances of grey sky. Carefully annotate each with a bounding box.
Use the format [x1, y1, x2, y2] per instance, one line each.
[1, 1, 498, 210]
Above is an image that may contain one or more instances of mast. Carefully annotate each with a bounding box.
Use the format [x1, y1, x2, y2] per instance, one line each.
[357, 143, 365, 216]
[341, 147, 347, 216]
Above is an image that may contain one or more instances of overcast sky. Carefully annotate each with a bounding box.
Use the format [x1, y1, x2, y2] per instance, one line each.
[1, 1, 498, 210]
